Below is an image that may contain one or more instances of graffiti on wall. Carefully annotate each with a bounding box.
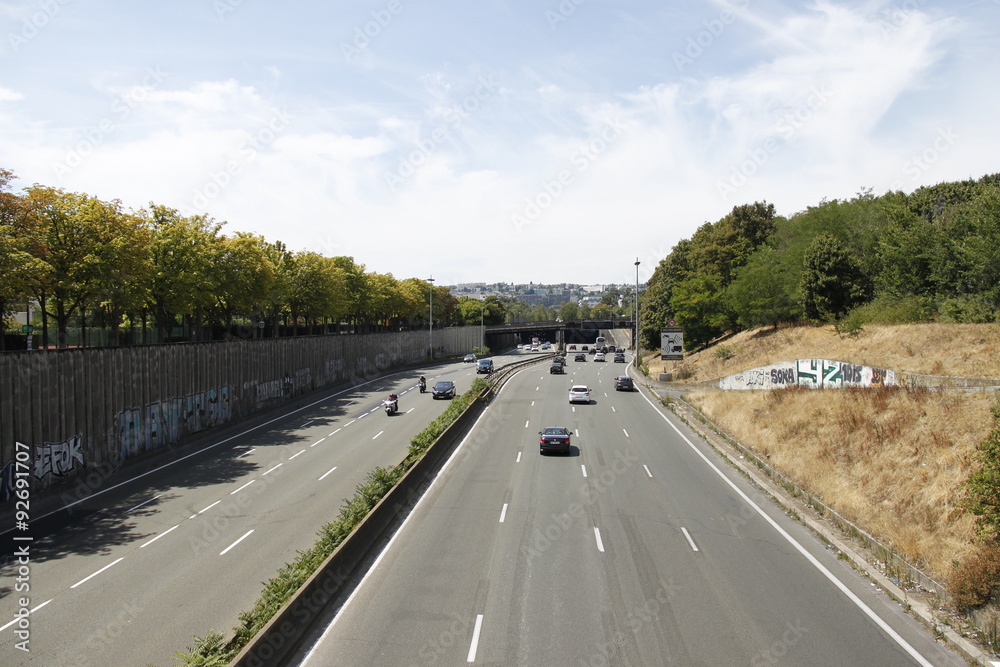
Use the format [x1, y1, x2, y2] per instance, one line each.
[34, 434, 85, 480]
[720, 360, 897, 391]
[118, 386, 233, 460]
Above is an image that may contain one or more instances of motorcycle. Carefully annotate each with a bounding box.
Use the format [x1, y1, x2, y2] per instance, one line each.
[383, 397, 398, 415]
[418, 379, 426, 393]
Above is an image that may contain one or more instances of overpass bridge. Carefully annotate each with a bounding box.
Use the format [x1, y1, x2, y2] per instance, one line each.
[483, 319, 635, 350]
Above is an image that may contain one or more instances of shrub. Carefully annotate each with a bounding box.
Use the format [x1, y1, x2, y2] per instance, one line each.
[963, 401, 1000, 540]
[840, 295, 934, 329]
[950, 543, 1000, 610]
[938, 296, 997, 324]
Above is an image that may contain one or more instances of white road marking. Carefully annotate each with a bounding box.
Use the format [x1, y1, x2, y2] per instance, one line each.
[263, 463, 283, 476]
[642, 390, 936, 667]
[220, 530, 254, 556]
[622, 429, 630, 438]
[499, 504, 508, 523]
[681, 527, 700, 552]
[581, 465, 587, 478]
[467, 614, 484, 663]
[230, 480, 256, 495]
[127, 495, 160, 513]
[344, 420, 356, 427]
[301, 420, 313, 428]
[611, 406, 616, 413]
[310, 437, 326, 447]
[318, 466, 338, 481]
[329, 428, 341, 436]
[643, 464, 653, 478]
[594, 527, 605, 553]
[516, 452, 522, 463]
[71, 557, 125, 589]
[290, 449, 306, 460]
[0, 600, 51, 632]
[525, 420, 529, 428]
[238, 448, 256, 458]
[373, 431, 384, 439]
[140, 524, 179, 548]
[198, 500, 222, 514]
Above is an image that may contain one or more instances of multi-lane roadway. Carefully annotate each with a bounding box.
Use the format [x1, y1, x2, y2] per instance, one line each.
[293, 350, 965, 666]
[0, 355, 513, 666]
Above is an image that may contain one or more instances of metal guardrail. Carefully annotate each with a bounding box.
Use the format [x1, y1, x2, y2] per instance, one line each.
[486, 352, 557, 393]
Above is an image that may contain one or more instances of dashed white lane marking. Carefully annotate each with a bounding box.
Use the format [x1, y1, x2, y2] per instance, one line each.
[681, 527, 700, 552]
[594, 527, 605, 553]
[71, 557, 125, 589]
[318, 466, 338, 481]
[467, 614, 484, 663]
[220, 529, 254, 556]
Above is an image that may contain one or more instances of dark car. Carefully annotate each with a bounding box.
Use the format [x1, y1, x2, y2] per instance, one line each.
[574, 353, 586, 362]
[476, 359, 494, 374]
[432, 380, 456, 399]
[539, 426, 571, 455]
[549, 362, 565, 374]
[553, 355, 566, 365]
[614, 376, 634, 391]
[614, 352, 626, 363]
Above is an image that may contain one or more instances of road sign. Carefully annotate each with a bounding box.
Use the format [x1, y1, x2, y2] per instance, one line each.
[661, 327, 684, 360]
[21, 325, 33, 334]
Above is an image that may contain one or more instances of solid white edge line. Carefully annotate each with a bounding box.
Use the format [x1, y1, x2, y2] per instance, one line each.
[71, 557, 125, 589]
[467, 614, 484, 663]
[220, 529, 254, 556]
[230, 479, 256, 495]
[299, 398, 503, 665]
[594, 527, 605, 552]
[318, 466, 338, 481]
[499, 504, 508, 523]
[140, 524, 179, 548]
[638, 387, 934, 667]
[681, 526, 700, 552]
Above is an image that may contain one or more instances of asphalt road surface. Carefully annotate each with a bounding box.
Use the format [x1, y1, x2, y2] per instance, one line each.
[0, 355, 512, 666]
[293, 352, 966, 666]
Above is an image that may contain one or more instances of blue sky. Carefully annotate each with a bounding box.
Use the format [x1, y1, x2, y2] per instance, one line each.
[2, 0, 998, 286]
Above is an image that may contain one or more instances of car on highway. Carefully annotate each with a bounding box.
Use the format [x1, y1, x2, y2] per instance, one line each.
[432, 380, 456, 399]
[614, 352, 626, 362]
[574, 353, 586, 362]
[463, 353, 477, 363]
[539, 426, 571, 455]
[549, 362, 565, 374]
[553, 355, 566, 365]
[568, 385, 591, 404]
[594, 352, 606, 362]
[476, 359, 494, 374]
[615, 376, 634, 391]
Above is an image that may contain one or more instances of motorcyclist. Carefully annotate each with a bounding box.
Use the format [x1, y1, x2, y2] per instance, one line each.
[418, 376, 426, 392]
[386, 393, 398, 411]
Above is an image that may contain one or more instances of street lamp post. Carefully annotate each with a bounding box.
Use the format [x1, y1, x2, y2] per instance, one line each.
[428, 277, 435, 360]
[480, 300, 485, 352]
[634, 258, 640, 369]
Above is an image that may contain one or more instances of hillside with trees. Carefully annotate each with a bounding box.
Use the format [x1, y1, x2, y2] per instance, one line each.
[641, 174, 1000, 350]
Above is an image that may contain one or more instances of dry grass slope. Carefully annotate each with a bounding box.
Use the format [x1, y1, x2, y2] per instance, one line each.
[655, 323, 1000, 585]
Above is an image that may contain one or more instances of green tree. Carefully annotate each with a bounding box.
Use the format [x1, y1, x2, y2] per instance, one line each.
[801, 233, 870, 321]
[214, 232, 275, 335]
[558, 300, 580, 321]
[725, 246, 801, 329]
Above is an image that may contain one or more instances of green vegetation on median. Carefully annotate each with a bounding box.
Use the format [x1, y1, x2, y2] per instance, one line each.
[171, 378, 490, 666]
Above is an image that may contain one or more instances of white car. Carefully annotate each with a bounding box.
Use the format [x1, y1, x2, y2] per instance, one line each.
[568, 385, 591, 404]
[594, 352, 606, 362]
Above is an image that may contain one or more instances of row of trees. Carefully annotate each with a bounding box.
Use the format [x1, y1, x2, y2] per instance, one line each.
[640, 174, 1000, 350]
[1, 169, 469, 349]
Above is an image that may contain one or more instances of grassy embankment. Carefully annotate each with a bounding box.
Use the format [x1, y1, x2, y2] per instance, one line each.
[650, 323, 1000, 584]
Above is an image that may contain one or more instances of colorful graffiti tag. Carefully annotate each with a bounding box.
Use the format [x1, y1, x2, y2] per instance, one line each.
[118, 386, 233, 460]
[720, 360, 896, 391]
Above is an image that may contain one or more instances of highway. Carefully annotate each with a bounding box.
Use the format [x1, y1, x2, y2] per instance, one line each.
[294, 350, 965, 666]
[0, 355, 515, 666]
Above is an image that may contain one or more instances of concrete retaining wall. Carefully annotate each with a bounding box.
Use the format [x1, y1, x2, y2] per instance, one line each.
[0, 328, 480, 503]
[718, 359, 897, 391]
